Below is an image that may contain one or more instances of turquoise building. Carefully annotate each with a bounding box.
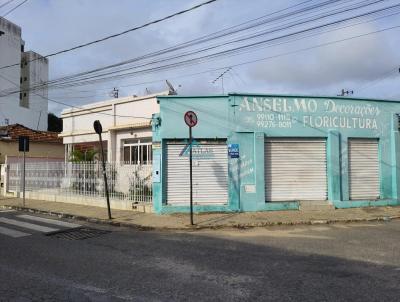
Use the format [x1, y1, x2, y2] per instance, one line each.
[152, 93, 400, 214]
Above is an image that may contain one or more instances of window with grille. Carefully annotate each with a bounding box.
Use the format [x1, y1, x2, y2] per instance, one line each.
[122, 139, 152, 165]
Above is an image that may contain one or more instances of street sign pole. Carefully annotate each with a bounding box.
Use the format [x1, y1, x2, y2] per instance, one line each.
[93, 120, 112, 220]
[189, 126, 193, 225]
[22, 140, 26, 207]
[98, 132, 112, 220]
[18, 136, 29, 207]
[184, 111, 198, 226]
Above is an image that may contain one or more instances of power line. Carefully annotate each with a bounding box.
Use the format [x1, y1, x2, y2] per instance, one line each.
[2, 21, 399, 114]
[16, 0, 397, 94]
[4, 15, 399, 105]
[29, 0, 360, 90]
[0, 0, 220, 71]
[354, 66, 400, 93]
[0, 0, 351, 92]
[0, 0, 17, 10]
[1, 0, 28, 17]
[2, 0, 391, 98]
[0, 22, 398, 127]
[0, 0, 371, 95]
[0, 73, 153, 119]
[39, 5, 400, 92]
[0, 1, 396, 105]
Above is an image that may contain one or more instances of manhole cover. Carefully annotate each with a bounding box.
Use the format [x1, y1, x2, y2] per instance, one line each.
[46, 227, 110, 240]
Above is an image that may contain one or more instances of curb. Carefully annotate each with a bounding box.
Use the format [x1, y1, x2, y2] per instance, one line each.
[1, 204, 400, 231]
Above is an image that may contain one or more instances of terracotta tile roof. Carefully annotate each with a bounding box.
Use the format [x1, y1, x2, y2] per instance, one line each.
[0, 124, 62, 143]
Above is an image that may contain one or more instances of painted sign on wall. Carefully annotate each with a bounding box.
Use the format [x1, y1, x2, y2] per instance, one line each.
[179, 139, 215, 159]
[237, 97, 381, 130]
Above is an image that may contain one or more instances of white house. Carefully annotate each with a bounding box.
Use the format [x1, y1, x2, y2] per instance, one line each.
[0, 17, 48, 131]
[60, 90, 171, 163]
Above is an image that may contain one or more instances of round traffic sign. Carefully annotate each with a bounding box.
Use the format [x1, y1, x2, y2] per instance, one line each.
[184, 111, 198, 127]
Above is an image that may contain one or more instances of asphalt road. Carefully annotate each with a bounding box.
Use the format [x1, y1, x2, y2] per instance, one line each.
[0, 209, 399, 302]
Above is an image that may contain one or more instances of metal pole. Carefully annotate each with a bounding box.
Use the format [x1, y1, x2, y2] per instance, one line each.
[189, 126, 194, 225]
[22, 141, 26, 207]
[98, 133, 112, 219]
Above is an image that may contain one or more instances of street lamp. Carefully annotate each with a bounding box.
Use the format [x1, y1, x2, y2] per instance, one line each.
[93, 120, 112, 219]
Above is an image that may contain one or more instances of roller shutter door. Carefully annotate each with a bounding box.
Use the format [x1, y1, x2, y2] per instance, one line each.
[265, 138, 327, 201]
[348, 139, 380, 200]
[166, 142, 228, 205]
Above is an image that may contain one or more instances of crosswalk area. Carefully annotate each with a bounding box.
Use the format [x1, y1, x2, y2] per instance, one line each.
[0, 210, 81, 238]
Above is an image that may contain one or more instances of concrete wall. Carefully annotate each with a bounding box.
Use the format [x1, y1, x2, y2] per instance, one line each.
[0, 141, 65, 164]
[153, 94, 400, 214]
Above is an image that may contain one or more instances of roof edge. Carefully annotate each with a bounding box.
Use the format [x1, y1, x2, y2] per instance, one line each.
[61, 90, 170, 115]
[227, 92, 400, 103]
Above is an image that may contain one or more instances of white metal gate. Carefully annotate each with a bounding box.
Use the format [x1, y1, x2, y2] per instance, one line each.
[166, 142, 228, 205]
[265, 138, 327, 201]
[348, 139, 380, 200]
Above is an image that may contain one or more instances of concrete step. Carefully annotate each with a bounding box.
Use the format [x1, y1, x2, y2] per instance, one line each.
[299, 201, 335, 211]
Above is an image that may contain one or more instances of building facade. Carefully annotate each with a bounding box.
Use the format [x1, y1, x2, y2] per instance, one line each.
[0, 123, 64, 191]
[60, 91, 170, 163]
[0, 17, 48, 131]
[0, 123, 64, 164]
[152, 93, 400, 214]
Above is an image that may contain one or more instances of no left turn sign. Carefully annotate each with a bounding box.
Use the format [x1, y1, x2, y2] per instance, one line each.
[184, 111, 198, 127]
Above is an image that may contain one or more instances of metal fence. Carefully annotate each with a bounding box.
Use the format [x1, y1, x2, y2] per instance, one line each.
[6, 161, 152, 204]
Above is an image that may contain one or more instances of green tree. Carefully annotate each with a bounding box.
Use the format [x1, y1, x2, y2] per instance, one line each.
[69, 149, 97, 162]
[48, 113, 63, 132]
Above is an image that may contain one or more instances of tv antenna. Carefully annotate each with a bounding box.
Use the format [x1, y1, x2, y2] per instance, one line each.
[212, 67, 231, 94]
[337, 89, 353, 97]
[109, 87, 119, 98]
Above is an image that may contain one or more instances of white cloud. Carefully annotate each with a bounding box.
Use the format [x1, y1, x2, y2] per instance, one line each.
[247, 22, 400, 91]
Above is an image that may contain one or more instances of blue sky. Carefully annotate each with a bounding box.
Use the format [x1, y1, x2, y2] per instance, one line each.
[3, 0, 400, 114]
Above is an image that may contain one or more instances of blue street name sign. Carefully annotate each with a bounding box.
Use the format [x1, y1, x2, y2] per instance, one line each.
[228, 144, 239, 158]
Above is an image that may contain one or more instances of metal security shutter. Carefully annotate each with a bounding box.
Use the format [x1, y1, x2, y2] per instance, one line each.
[166, 142, 228, 205]
[348, 139, 380, 200]
[265, 138, 327, 201]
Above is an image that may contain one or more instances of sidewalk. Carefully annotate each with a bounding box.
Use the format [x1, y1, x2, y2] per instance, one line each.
[1, 196, 400, 230]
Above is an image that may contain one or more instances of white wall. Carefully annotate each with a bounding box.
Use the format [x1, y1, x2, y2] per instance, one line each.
[61, 92, 166, 162]
[61, 94, 160, 133]
[0, 18, 22, 127]
[21, 51, 49, 130]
